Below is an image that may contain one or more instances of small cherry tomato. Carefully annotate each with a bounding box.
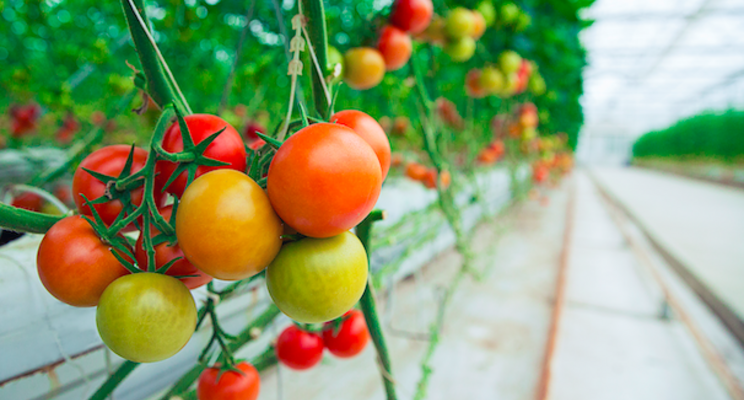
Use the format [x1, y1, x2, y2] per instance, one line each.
[390, 0, 434, 34]
[423, 168, 437, 189]
[135, 205, 212, 289]
[445, 8, 475, 39]
[96, 273, 197, 363]
[476, 1, 497, 26]
[327, 45, 345, 82]
[480, 66, 505, 94]
[275, 325, 324, 370]
[343, 48, 386, 90]
[73, 145, 164, 230]
[197, 362, 260, 400]
[322, 310, 370, 358]
[267, 123, 382, 238]
[12, 192, 43, 212]
[465, 69, 488, 98]
[37, 216, 130, 307]
[377, 25, 412, 71]
[444, 37, 476, 62]
[405, 162, 428, 181]
[499, 50, 522, 74]
[470, 10, 487, 39]
[243, 121, 265, 143]
[266, 232, 369, 323]
[330, 110, 391, 179]
[156, 114, 247, 197]
[177, 170, 282, 280]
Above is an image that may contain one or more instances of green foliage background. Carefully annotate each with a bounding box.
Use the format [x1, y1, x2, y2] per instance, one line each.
[632, 109, 744, 163]
[1, 0, 592, 149]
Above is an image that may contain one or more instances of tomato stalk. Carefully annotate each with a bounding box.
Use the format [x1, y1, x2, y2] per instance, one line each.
[356, 210, 399, 400]
[300, 0, 331, 120]
[120, 0, 192, 115]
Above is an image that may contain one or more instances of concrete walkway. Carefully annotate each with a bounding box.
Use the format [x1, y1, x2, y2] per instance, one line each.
[591, 167, 744, 321]
[549, 171, 731, 400]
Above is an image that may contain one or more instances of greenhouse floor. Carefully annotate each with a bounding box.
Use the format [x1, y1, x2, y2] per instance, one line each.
[255, 168, 744, 400]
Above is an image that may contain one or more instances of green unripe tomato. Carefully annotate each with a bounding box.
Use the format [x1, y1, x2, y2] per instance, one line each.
[96, 273, 197, 363]
[529, 74, 546, 95]
[327, 46, 345, 83]
[266, 232, 368, 324]
[476, 1, 497, 26]
[479, 67, 505, 93]
[444, 37, 476, 62]
[502, 72, 520, 97]
[515, 12, 532, 32]
[499, 50, 522, 74]
[500, 3, 520, 25]
[445, 8, 475, 39]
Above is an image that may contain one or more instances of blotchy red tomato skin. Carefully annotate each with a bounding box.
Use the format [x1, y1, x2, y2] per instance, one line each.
[197, 362, 260, 400]
[377, 25, 412, 71]
[37, 216, 130, 307]
[267, 123, 382, 238]
[390, 0, 434, 34]
[275, 325, 324, 370]
[156, 114, 247, 197]
[322, 310, 370, 358]
[330, 110, 391, 179]
[134, 205, 212, 290]
[73, 145, 164, 231]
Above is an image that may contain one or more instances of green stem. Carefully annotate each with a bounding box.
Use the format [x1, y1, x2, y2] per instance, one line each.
[356, 210, 398, 400]
[121, 0, 190, 114]
[160, 304, 281, 399]
[88, 361, 139, 400]
[301, 0, 330, 119]
[0, 203, 63, 234]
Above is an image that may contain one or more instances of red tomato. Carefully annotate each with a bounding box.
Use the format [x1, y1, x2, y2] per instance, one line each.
[330, 110, 391, 179]
[275, 325, 324, 370]
[423, 168, 437, 189]
[10, 103, 41, 138]
[267, 123, 382, 238]
[465, 69, 488, 98]
[197, 362, 260, 400]
[533, 163, 549, 183]
[156, 114, 247, 197]
[322, 310, 370, 358]
[243, 121, 265, 143]
[73, 145, 164, 230]
[12, 192, 43, 212]
[37, 216, 130, 307]
[56, 113, 80, 144]
[54, 185, 72, 205]
[135, 205, 212, 290]
[390, 0, 434, 34]
[377, 25, 412, 71]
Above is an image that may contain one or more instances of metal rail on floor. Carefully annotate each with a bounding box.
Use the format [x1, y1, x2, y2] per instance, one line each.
[535, 177, 576, 400]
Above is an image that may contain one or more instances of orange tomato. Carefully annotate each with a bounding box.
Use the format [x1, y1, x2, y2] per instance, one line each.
[267, 123, 382, 238]
[344, 48, 386, 90]
[405, 162, 428, 181]
[330, 110, 392, 179]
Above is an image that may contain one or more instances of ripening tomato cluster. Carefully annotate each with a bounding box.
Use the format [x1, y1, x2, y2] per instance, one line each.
[416, 6, 486, 62]
[342, 0, 433, 90]
[378, 115, 411, 137]
[465, 51, 545, 99]
[403, 161, 451, 190]
[276, 309, 370, 370]
[479, 1, 533, 32]
[35, 109, 390, 364]
[477, 139, 506, 165]
[55, 113, 81, 144]
[9, 103, 41, 138]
